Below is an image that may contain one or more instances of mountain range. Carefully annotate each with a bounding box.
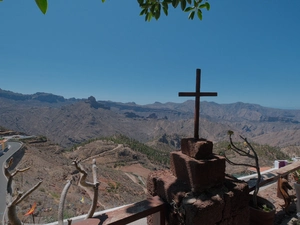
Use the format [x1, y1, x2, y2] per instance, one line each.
[1, 88, 300, 150]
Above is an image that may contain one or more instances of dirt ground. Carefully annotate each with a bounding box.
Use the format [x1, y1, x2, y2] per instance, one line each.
[7, 140, 300, 225]
[7, 140, 155, 224]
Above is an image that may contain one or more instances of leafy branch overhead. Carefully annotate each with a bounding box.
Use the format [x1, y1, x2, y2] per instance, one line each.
[32, 0, 210, 20]
[138, 0, 210, 21]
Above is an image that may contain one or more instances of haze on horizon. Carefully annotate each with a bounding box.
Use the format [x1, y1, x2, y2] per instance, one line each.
[0, 87, 298, 112]
[1, 1, 300, 109]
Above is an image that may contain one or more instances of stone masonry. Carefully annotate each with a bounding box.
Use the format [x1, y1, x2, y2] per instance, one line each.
[147, 138, 250, 225]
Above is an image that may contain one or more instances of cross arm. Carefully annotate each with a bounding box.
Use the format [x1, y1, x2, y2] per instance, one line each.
[178, 92, 218, 97]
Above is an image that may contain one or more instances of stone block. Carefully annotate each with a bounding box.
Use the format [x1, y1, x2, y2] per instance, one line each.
[181, 138, 213, 159]
[170, 151, 225, 192]
[147, 170, 190, 202]
[180, 175, 249, 225]
[221, 175, 250, 225]
[218, 206, 249, 225]
[147, 171, 249, 225]
[147, 170, 191, 225]
[223, 175, 250, 211]
[183, 194, 224, 225]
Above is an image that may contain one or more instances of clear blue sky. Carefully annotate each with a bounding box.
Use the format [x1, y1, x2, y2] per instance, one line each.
[1, 1, 300, 109]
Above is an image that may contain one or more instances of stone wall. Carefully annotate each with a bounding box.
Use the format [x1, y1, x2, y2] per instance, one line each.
[147, 138, 250, 225]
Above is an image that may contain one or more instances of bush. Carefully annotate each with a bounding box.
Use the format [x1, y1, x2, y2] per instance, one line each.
[102, 135, 170, 165]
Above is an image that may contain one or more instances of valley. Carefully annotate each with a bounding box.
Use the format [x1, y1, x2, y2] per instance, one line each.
[1, 89, 300, 150]
[1, 89, 300, 223]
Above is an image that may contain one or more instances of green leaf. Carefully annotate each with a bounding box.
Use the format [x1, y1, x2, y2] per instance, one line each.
[163, 6, 168, 16]
[205, 2, 210, 10]
[150, 4, 156, 14]
[140, 3, 147, 9]
[137, 0, 143, 5]
[199, 3, 206, 9]
[199, 2, 210, 10]
[155, 8, 161, 20]
[186, 0, 192, 4]
[101, 0, 106, 2]
[184, 6, 194, 12]
[146, 12, 153, 21]
[197, 9, 202, 20]
[193, 0, 198, 8]
[140, 8, 147, 16]
[162, 2, 168, 10]
[153, 3, 161, 20]
[35, 0, 48, 14]
[172, 0, 180, 8]
[188, 11, 195, 20]
[180, 0, 186, 11]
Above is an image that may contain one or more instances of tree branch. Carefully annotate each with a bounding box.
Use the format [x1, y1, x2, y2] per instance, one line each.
[225, 157, 256, 168]
[86, 159, 100, 219]
[7, 180, 42, 225]
[16, 180, 43, 204]
[229, 135, 254, 157]
[73, 159, 94, 187]
[58, 180, 72, 225]
[11, 167, 31, 178]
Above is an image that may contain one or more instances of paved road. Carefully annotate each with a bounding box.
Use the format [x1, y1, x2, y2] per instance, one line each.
[0, 141, 22, 225]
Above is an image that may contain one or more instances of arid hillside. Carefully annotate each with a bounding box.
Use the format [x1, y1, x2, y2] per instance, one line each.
[7, 133, 294, 224]
[1, 89, 300, 150]
[9, 137, 166, 224]
[2, 89, 300, 225]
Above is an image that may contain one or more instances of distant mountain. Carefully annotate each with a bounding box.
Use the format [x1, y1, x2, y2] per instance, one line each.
[0, 88, 76, 103]
[1, 89, 300, 149]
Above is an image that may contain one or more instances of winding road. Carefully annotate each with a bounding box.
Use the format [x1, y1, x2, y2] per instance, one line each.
[0, 141, 22, 225]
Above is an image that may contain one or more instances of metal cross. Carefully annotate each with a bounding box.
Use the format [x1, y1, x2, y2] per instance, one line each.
[178, 69, 218, 139]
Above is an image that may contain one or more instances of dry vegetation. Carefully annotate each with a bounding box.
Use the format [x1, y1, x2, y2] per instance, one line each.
[213, 140, 290, 176]
[5, 133, 299, 224]
[9, 138, 164, 224]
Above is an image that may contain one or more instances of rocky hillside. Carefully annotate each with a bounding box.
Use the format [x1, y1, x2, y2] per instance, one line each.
[8, 134, 290, 224]
[10, 137, 166, 224]
[1, 89, 300, 149]
[2, 89, 299, 224]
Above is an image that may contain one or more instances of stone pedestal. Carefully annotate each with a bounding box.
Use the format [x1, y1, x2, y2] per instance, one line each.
[147, 170, 249, 225]
[181, 138, 213, 159]
[170, 151, 225, 192]
[146, 138, 250, 225]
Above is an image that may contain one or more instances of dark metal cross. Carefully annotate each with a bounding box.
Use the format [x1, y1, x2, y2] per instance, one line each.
[178, 69, 218, 139]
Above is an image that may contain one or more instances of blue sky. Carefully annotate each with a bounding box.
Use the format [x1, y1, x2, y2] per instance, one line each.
[1, 1, 300, 109]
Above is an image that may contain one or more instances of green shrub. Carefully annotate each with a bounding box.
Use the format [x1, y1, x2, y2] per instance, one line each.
[102, 135, 170, 165]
